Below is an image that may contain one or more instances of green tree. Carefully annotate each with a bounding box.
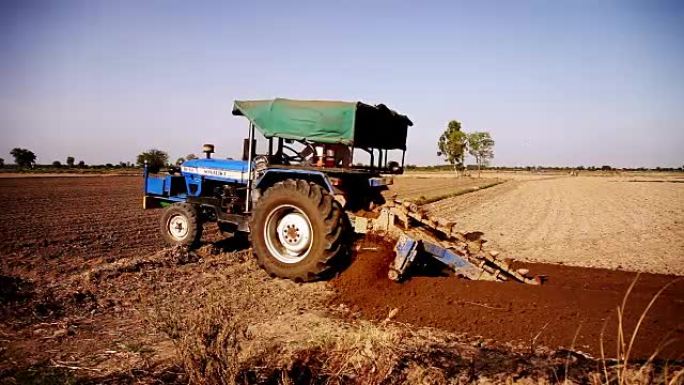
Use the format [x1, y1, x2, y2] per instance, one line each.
[0, 158, 4, 167]
[137, 149, 169, 173]
[66, 156, 75, 167]
[77, 160, 86, 168]
[185, 153, 198, 161]
[10, 148, 36, 168]
[52, 160, 62, 167]
[437, 120, 467, 174]
[466, 131, 495, 177]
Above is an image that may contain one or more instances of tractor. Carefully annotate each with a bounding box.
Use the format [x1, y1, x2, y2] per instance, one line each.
[143, 98, 410, 282]
[143, 98, 539, 284]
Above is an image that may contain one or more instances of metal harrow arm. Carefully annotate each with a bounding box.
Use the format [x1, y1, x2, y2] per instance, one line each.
[354, 199, 541, 285]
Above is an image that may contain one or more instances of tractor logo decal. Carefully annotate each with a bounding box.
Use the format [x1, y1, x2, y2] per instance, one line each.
[181, 166, 245, 181]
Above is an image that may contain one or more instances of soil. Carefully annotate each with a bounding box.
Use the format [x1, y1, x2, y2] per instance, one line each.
[1, 174, 683, 382]
[425, 176, 684, 275]
[330, 238, 684, 360]
[0, 176, 229, 282]
[0, 176, 161, 284]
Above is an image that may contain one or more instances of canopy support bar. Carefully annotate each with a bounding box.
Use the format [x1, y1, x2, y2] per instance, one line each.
[245, 123, 255, 213]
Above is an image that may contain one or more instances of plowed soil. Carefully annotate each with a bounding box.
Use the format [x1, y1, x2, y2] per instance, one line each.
[0, 176, 162, 284]
[331, 239, 684, 360]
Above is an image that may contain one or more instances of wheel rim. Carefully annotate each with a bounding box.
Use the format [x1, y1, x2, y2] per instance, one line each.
[264, 204, 313, 264]
[168, 214, 189, 241]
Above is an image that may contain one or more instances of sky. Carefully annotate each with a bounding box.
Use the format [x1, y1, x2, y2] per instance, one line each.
[1, 0, 682, 168]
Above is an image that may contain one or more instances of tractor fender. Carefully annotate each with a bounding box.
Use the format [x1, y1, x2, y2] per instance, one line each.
[254, 169, 334, 193]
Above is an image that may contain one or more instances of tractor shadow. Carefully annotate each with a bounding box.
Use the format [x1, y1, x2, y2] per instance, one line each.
[211, 233, 251, 253]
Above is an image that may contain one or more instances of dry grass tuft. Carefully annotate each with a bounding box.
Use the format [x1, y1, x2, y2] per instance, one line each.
[598, 275, 684, 385]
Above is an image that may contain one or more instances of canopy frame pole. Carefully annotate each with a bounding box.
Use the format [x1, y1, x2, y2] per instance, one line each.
[401, 150, 406, 168]
[377, 149, 382, 171]
[366, 148, 374, 171]
[350, 146, 354, 168]
[268, 138, 273, 156]
[245, 123, 255, 213]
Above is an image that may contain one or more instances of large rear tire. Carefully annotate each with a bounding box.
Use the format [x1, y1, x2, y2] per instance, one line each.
[160, 203, 203, 248]
[250, 179, 348, 282]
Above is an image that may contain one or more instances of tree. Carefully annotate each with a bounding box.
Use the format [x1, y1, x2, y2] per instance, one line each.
[437, 120, 467, 174]
[52, 160, 62, 167]
[66, 156, 75, 167]
[10, 148, 36, 168]
[77, 160, 86, 168]
[136, 149, 168, 173]
[466, 131, 495, 177]
[185, 153, 198, 161]
[0, 158, 4, 167]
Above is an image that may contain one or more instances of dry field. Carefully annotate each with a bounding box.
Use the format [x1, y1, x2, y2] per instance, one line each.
[424, 176, 684, 275]
[0, 174, 682, 384]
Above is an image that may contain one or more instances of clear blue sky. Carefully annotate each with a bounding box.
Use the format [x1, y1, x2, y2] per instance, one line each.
[1, 0, 682, 167]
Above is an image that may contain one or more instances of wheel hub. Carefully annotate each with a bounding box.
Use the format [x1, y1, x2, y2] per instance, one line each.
[264, 205, 313, 264]
[168, 215, 189, 240]
[276, 212, 311, 254]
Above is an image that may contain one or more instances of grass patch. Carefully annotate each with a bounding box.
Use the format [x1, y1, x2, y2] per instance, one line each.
[413, 180, 504, 205]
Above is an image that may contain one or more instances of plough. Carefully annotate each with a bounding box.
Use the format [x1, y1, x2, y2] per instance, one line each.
[353, 199, 541, 285]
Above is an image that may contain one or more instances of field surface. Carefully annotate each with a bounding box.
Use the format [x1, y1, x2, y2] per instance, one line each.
[1, 174, 682, 383]
[424, 176, 684, 275]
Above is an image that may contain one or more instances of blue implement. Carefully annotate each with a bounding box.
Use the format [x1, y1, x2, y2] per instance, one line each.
[389, 233, 493, 281]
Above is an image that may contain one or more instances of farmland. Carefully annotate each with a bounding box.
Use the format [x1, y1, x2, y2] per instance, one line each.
[1, 173, 683, 384]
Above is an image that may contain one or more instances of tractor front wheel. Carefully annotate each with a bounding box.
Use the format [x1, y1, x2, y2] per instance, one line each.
[250, 179, 348, 282]
[160, 203, 203, 247]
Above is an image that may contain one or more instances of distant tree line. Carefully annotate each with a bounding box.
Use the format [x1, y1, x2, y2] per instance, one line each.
[1, 147, 200, 172]
[2, 147, 136, 170]
[405, 164, 684, 172]
[3, 147, 682, 173]
[136, 149, 198, 173]
[437, 120, 495, 177]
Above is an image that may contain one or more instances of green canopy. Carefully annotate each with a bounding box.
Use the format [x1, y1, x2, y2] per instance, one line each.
[232, 98, 412, 150]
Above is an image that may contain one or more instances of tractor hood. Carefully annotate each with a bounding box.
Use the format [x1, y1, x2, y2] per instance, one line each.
[180, 158, 249, 182]
[232, 98, 412, 150]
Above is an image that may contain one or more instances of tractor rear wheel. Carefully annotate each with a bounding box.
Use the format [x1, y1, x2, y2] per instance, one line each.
[250, 179, 348, 281]
[160, 203, 202, 247]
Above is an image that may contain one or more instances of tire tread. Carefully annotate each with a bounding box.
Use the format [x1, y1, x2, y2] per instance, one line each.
[250, 179, 348, 281]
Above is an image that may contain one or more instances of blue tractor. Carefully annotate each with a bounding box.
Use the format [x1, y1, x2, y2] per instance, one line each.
[143, 98, 412, 281]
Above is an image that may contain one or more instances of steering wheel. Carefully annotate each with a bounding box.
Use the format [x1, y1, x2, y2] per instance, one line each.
[280, 143, 315, 164]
